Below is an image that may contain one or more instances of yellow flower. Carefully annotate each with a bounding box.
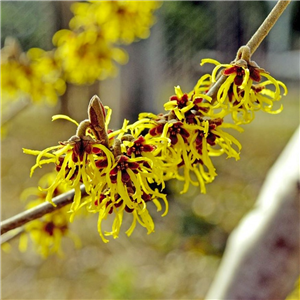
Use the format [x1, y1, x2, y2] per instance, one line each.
[165, 118, 242, 194]
[133, 112, 209, 193]
[53, 29, 128, 84]
[89, 152, 168, 243]
[1, 38, 66, 105]
[164, 85, 213, 121]
[1, 2, 160, 101]
[19, 205, 72, 258]
[70, 1, 161, 44]
[23, 116, 113, 216]
[136, 83, 242, 193]
[27, 48, 66, 103]
[87, 127, 168, 243]
[1, 60, 25, 100]
[200, 58, 287, 124]
[24, 96, 169, 243]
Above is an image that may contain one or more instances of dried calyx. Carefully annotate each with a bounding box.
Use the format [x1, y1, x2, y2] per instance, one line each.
[230, 45, 267, 83]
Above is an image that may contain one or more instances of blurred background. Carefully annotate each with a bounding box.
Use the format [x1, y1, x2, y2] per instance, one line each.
[1, 1, 299, 299]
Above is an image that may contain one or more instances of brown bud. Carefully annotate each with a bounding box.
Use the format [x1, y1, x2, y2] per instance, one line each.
[88, 95, 109, 146]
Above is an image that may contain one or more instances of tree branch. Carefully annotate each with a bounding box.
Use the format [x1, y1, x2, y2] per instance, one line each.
[1, 185, 87, 235]
[207, 0, 291, 100]
[246, 0, 291, 54]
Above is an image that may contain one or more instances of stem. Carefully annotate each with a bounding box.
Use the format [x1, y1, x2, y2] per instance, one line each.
[246, 0, 291, 54]
[1, 228, 24, 244]
[206, 75, 227, 99]
[76, 119, 91, 138]
[0, 185, 87, 235]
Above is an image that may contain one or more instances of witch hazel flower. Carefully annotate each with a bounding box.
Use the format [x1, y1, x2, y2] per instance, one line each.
[133, 98, 238, 194]
[200, 45, 287, 124]
[133, 79, 244, 194]
[23, 96, 114, 218]
[90, 150, 168, 243]
[164, 85, 213, 122]
[87, 131, 168, 242]
[23, 96, 112, 214]
[170, 117, 242, 194]
[24, 95, 170, 242]
[23, 45, 286, 244]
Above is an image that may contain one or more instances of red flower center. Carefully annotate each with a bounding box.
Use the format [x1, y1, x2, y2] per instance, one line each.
[127, 136, 155, 156]
[168, 122, 190, 145]
[109, 155, 140, 184]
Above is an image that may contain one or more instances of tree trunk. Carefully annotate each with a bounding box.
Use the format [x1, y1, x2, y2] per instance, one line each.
[205, 126, 300, 300]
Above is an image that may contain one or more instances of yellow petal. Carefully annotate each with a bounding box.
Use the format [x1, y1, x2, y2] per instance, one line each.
[52, 115, 79, 126]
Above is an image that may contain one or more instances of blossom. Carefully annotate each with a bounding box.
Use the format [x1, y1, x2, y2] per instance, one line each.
[53, 29, 128, 84]
[51, 1, 161, 85]
[88, 126, 168, 242]
[2, 2, 160, 102]
[1, 37, 66, 105]
[69, 1, 161, 44]
[227, 81, 287, 124]
[129, 81, 241, 195]
[19, 204, 74, 258]
[1, 37, 27, 100]
[200, 58, 288, 124]
[250, 81, 287, 114]
[164, 85, 213, 122]
[133, 92, 242, 194]
[167, 117, 242, 194]
[20, 55, 286, 247]
[27, 48, 66, 103]
[24, 96, 169, 242]
[126, 136, 155, 156]
[89, 151, 168, 243]
[222, 61, 261, 86]
[23, 116, 113, 217]
[22, 96, 113, 215]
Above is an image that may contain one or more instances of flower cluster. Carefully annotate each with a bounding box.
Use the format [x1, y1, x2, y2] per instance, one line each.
[131, 85, 242, 195]
[201, 48, 287, 124]
[24, 96, 168, 243]
[53, 1, 160, 84]
[69, 1, 161, 44]
[1, 1, 161, 103]
[23, 50, 287, 244]
[1, 38, 65, 105]
[52, 29, 128, 85]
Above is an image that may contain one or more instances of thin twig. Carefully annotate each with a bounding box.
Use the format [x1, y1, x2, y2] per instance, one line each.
[1, 228, 24, 244]
[246, 0, 291, 54]
[0, 185, 87, 235]
[206, 75, 227, 99]
[207, 0, 291, 101]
